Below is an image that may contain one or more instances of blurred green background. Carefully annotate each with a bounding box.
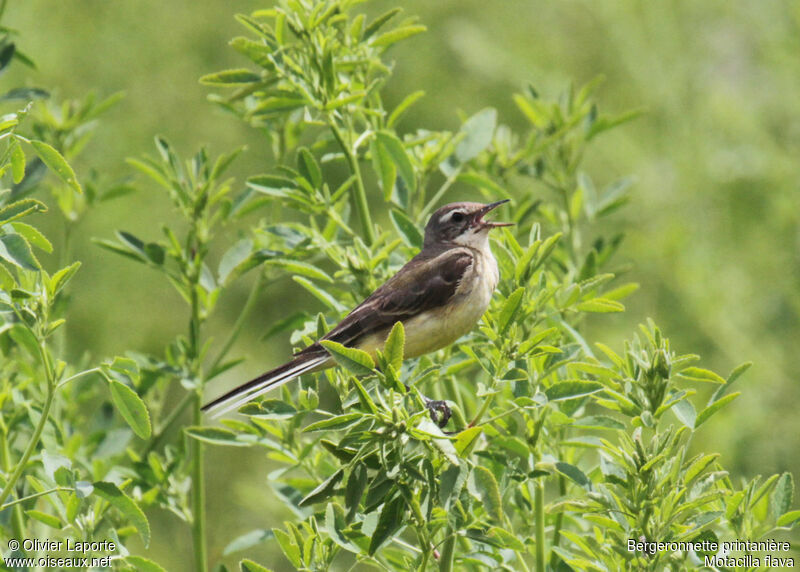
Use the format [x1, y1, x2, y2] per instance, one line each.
[6, 0, 799, 568]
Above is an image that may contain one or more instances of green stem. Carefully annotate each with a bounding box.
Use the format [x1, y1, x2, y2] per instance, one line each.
[0, 486, 68, 511]
[1, 432, 25, 539]
[469, 392, 496, 427]
[534, 479, 546, 572]
[0, 343, 56, 508]
[208, 271, 265, 375]
[329, 121, 375, 245]
[191, 393, 207, 572]
[142, 391, 194, 456]
[185, 241, 207, 572]
[549, 475, 567, 568]
[57, 367, 101, 389]
[438, 527, 456, 572]
[419, 171, 458, 221]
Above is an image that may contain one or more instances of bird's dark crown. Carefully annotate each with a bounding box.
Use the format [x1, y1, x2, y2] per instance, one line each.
[423, 201, 510, 248]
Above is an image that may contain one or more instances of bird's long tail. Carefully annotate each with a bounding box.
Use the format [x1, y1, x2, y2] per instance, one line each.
[202, 353, 330, 419]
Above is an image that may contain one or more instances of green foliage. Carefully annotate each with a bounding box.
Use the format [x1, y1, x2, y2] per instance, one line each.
[0, 1, 797, 571]
[177, 1, 796, 570]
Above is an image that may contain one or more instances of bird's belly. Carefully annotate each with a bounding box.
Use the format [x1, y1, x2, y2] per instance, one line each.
[403, 278, 494, 358]
[359, 251, 498, 361]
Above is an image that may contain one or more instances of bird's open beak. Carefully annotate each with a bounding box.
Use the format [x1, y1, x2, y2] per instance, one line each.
[475, 199, 513, 228]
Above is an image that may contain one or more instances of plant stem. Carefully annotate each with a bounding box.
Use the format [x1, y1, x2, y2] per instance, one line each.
[142, 391, 194, 456]
[0, 432, 25, 539]
[419, 171, 458, 221]
[438, 527, 456, 572]
[191, 392, 207, 572]
[329, 120, 375, 245]
[186, 239, 207, 572]
[0, 342, 56, 508]
[0, 486, 68, 511]
[57, 367, 101, 389]
[549, 475, 567, 568]
[208, 271, 265, 375]
[534, 479, 546, 572]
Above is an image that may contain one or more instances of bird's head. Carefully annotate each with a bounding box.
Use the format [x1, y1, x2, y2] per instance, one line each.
[424, 200, 512, 249]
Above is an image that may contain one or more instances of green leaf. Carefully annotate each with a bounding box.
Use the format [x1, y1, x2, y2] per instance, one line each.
[185, 426, 250, 447]
[200, 68, 262, 85]
[369, 24, 426, 48]
[266, 259, 332, 283]
[108, 380, 151, 439]
[771, 473, 794, 519]
[416, 417, 459, 465]
[473, 466, 504, 522]
[272, 528, 302, 568]
[250, 96, 307, 116]
[694, 392, 740, 428]
[555, 462, 592, 490]
[321, 340, 374, 375]
[576, 298, 625, 313]
[298, 469, 344, 507]
[0, 199, 47, 226]
[440, 464, 468, 509]
[0, 262, 14, 290]
[297, 147, 322, 188]
[293, 276, 343, 312]
[454, 426, 483, 457]
[545, 381, 603, 401]
[10, 222, 52, 253]
[572, 415, 625, 430]
[10, 139, 25, 184]
[389, 209, 422, 249]
[0, 233, 40, 270]
[487, 527, 526, 551]
[345, 464, 367, 521]
[223, 529, 273, 555]
[25, 509, 62, 529]
[684, 454, 719, 485]
[240, 559, 271, 572]
[712, 361, 752, 402]
[776, 510, 800, 528]
[93, 481, 150, 547]
[388, 90, 425, 127]
[672, 399, 697, 429]
[370, 137, 396, 199]
[497, 287, 525, 334]
[364, 8, 402, 39]
[121, 556, 167, 572]
[30, 140, 81, 194]
[376, 131, 416, 193]
[368, 496, 404, 555]
[303, 412, 362, 432]
[218, 238, 254, 284]
[383, 321, 405, 371]
[456, 171, 509, 199]
[49, 262, 81, 296]
[679, 366, 726, 384]
[456, 108, 497, 163]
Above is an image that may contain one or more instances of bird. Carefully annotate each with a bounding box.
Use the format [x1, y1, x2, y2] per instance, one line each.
[203, 200, 512, 424]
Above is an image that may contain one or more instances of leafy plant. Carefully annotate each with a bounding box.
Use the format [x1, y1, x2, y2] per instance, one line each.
[0, 7, 158, 569]
[177, 1, 799, 571]
[1, 1, 797, 571]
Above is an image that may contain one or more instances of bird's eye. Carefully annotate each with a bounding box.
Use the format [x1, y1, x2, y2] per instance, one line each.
[451, 212, 465, 223]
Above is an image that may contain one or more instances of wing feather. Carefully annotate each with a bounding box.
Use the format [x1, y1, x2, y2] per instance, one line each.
[297, 248, 473, 354]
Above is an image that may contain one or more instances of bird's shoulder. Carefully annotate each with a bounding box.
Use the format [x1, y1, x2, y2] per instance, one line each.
[306, 246, 474, 350]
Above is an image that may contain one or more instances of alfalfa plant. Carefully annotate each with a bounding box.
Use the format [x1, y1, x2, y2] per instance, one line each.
[0, 8, 157, 568]
[165, 1, 798, 570]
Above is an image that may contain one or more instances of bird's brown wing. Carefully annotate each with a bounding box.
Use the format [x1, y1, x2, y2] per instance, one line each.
[296, 248, 473, 355]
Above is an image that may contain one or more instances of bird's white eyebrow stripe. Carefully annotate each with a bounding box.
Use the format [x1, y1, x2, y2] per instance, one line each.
[439, 210, 462, 223]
